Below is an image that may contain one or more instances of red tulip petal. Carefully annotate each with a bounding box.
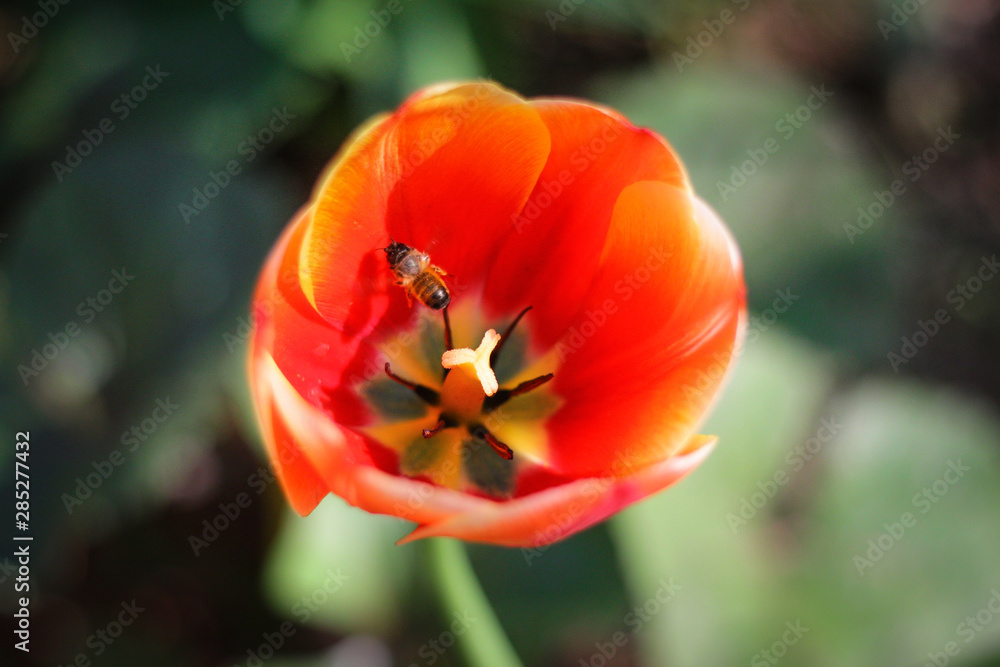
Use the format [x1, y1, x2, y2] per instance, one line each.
[253, 205, 384, 432]
[380, 85, 551, 285]
[260, 350, 505, 525]
[302, 82, 551, 330]
[248, 275, 326, 510]
[545, 188, 744, 477]
[250, 205, 399, 514]
[298, 111, 402, 336]
[482, 100, 687, 348]
[398, 435, 715, 547]
[247, 81, 744, 544]
[249, 208, 332, 515]
[255, 375, 333, 517]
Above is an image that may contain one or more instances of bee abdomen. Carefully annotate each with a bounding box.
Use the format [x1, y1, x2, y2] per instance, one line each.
[412, 272, 451, 310]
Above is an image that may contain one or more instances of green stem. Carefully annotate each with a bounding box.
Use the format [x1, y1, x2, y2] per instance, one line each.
[427, 538, 524, 667]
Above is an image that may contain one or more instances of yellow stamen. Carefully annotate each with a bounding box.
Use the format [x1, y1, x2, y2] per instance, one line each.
[439, 329, 501, 423]
[441, 329, 501, 396]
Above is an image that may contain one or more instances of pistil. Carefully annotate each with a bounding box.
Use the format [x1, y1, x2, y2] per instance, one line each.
[439, 329, 501, 422]
[362, 305, 561, 490]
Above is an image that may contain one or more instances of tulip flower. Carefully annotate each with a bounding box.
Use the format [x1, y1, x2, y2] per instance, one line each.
[248, 81, 745, 547]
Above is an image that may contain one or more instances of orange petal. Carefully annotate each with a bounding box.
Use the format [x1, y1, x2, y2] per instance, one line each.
[398, 435, 716, 547]
[254, 205, 384, 429]
[483, 99, 687, 347]
[247, 83, 742, 543]
[298, 110, 404, 337]
[260, 350, 499, 526]
[302, 81, 551, 329]
[545, 187, 744, 477]
[249, 206, 388, 514]
[254, 374, 332, 517]
[249, 214, 332, 515]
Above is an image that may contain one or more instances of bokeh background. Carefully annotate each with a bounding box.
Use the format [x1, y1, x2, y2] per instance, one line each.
[2, 0, 1000, 665]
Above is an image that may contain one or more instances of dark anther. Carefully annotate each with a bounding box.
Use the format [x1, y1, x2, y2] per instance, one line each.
[472, 425, 514, 461]
[422, 419, 446, 438]
[490, 305, 532, 368]
[482, 373, 554, 413]
[384, 362, 440, 405]
[505, 373, 554, 397]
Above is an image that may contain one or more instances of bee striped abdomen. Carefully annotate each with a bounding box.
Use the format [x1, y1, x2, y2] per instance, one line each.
[412, 271, 451, 310]
[382, 240, 452, 310]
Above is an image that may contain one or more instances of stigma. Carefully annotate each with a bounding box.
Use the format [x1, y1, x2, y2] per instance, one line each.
[365, 303, 560, 489]
[442, 329, 501, 395]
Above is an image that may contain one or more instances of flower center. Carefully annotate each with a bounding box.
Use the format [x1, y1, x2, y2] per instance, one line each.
[356, 301, 560, 497]
[440, 328, 502, 421]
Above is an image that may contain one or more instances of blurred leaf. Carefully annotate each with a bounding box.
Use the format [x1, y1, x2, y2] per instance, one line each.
[470, 526, 632, 664]
[263, 499, 414, 635]
[612, 328, 836, 666]
[2, 6, 136, 159]
[591, 67, 902, 362]
[614, 328, 1000, 666]
[400, 1, 484, 91]
[799, 380, 1000, 665]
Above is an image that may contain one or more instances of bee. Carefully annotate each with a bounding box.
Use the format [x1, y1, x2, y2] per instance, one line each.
[382, 240, 451, 310]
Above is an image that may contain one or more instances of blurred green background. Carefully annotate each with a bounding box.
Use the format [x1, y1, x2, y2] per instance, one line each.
[2, 0, 1000, 665]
